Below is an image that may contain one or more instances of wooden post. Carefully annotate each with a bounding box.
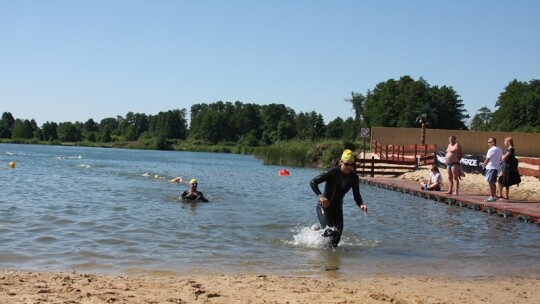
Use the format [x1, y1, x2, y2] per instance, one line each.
[420, 122, 426, 145]
[370, 156, 375, 177]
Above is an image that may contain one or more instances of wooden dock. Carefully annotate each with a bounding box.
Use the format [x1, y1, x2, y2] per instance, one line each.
[359, 177, 540, 224]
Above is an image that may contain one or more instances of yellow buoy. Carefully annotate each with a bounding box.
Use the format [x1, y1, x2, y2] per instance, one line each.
[9, 161, 16, 168]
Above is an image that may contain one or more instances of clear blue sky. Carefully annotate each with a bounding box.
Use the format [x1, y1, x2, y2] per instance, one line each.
[1, 0, 539, 127]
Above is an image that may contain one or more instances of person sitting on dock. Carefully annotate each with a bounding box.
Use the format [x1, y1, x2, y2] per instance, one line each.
[179, 179, 209, 202]
[421, 165, 443, 191]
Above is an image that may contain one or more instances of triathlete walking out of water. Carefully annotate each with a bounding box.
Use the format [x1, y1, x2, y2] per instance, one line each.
[310, 149, 367, 247]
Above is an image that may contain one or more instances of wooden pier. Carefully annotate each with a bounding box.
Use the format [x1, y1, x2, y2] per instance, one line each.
[359, 177, 540, 224]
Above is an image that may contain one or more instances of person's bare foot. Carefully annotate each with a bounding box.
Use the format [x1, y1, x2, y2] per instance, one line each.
[444, 191, 452, 195]
[453, 192, 458, 195]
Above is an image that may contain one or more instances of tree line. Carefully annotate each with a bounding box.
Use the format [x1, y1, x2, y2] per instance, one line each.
[1, 76, 538, 149]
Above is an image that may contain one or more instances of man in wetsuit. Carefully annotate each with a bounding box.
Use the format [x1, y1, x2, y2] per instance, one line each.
[180, 179, 209, 202]
[310, 149, 367, 247]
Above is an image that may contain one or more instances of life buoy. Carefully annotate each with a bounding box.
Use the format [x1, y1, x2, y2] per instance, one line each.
[278, 169, 290, 176]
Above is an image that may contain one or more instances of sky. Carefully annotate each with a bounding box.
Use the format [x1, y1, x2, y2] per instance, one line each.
[1, 0, 539, 127]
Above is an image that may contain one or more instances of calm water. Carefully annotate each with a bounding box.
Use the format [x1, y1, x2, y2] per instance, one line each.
[1, 143, 539, 279]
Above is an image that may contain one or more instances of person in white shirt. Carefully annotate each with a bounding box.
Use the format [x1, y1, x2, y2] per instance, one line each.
[421, 165, 443, 191]
[483, 138, 503, 202]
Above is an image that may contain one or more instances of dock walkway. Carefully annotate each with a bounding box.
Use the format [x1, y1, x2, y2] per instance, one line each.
[359, 177, 540, 224]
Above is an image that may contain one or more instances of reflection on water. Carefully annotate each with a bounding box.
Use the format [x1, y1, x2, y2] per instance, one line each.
[0, 143, 538, 279]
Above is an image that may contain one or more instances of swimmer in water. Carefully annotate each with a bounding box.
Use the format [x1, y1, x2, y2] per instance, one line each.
[179, 179, 209, 202]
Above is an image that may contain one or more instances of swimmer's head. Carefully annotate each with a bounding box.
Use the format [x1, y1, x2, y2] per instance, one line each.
[341, 149, 354, 163]
[189, 179, 198, 186]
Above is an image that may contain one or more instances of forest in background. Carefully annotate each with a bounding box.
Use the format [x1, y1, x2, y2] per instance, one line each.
[1, 76, 538, 161]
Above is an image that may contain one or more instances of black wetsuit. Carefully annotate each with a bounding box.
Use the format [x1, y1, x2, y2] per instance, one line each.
[180, 190, 208, 202]
[310, 167, 364, 247]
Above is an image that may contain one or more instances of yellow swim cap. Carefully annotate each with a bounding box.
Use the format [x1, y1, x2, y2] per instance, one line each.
[341, 149, 354, 163]
[190, 178, 198, 184]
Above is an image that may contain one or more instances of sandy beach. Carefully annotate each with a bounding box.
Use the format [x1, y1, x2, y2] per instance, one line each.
[1, 270, 538, 303]
[2, 164, 538, 303]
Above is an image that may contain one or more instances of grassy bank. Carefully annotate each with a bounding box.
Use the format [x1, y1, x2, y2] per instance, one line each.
[1, 138, 365, 168]
[253, 140, 361, 168]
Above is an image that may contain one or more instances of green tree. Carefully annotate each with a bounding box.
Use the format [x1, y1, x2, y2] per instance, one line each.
[296, 111, 325, 140]
[326, 117, 344, 138]
[198, 111, 229, 144]
[82, 118, 99, 142]
[260, 104, 296, 144]
[491, 79, 540, 132]
[41, 121, 58, 141]
[0, 112, 15, 138]
[230, 102, 262, 142]
[57, 122, 82, 142]
[342, 117, 357, 141]
[431, 85, 469, 130]
[361, 76, 469, 130]
[11, 119, 34, 139]
[151, 109, 187, 140]
[470, 106, 493, 131]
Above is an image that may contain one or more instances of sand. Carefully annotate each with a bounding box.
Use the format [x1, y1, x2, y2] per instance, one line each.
[399, 166, 539, 202]
[2, 162, 538, 303]
[1, 270, 538, 304]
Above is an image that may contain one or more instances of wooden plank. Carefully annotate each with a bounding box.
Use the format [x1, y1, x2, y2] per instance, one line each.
[357, 165, 416, 170]
[359, 176, 540, 224]
[356, 171, 410, 176]
[518, 167, 540, 178]
[356, 159, 417, 165]
[519, 157, 540, 166]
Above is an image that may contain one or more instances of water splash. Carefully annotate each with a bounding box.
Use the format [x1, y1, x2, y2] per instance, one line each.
[289, 226, 330, 248]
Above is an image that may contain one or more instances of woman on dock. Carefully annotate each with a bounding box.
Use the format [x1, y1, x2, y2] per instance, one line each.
[497, 137, 521, 199]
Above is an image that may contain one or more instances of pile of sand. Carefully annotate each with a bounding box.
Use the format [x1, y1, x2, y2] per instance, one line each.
[399, 167, 539, 201]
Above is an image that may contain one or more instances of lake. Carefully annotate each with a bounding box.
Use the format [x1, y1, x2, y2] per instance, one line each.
[1, 143, 538, 279]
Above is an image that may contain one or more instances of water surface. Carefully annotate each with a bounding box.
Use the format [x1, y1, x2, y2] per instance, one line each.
[1, 143, 538, 279]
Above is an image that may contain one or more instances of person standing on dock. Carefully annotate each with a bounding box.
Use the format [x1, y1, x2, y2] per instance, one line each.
[444, 135, 463, 195]
[310, 149, 368, 248]
[497, 137, 521, 199]
[483, 138, 503, 202]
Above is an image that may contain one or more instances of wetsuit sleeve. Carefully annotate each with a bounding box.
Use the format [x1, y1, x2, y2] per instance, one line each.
[351, 177, 364, 207]
[181, 191, 188, 198]
[310, 171, 328, 196]
[198, 192, 209, 202]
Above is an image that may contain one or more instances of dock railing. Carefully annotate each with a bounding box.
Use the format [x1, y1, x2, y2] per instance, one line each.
[516, 157, 540, 180]
[364, 139, 540, 179]
[371, 139, 436, 165]
[354, 140, 436, 177]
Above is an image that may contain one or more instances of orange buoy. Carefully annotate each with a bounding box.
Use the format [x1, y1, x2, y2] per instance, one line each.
[278, 169, 290, 176]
